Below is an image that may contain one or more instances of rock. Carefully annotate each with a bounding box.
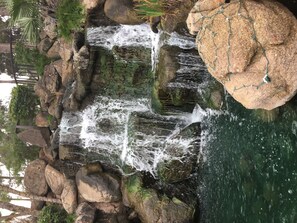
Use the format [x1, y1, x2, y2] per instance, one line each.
[24, 159, 49, 196]
[73, 32, 85, 53]
[52, 59, 63, 77]
[61, 179, 78, 214]
[47, 41, 61, 59]
[52, 160, 82, 178]
[37, 37, 54, 53]
[73, 46, 90, 71]
[122, 175, 194, 223]
[61, 61, 74, 87]
[34, 81, 55, 104]
[75, 202, 96, 223]
[59, 145, 84, 161]
[31, 200, 45, 211]
[94, 202, 129, 223]
[48, 96, 63, 119]
[161, 0, 196, 33]
[43, 16, 57, 40]
[42, 147, 57, 162]
[76, 167, 121, 203]
[45, 165, 66, 195]
[35, 112, 51, 127]
[43, 64, 62, 93]
[112, 46, 151, 63]
[17, 127, 51, 148]
[187, 0, 297, 110]
[59, 39, 73, 62]
[82, 0, 105, 10]
[104, 0, 145, 25]
[158, 160, 193, 183]
[50, 128, 60, 150]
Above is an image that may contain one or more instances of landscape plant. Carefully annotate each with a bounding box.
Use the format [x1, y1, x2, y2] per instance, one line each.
[37, 204, 75, 223]
[56, 0, 85, 40]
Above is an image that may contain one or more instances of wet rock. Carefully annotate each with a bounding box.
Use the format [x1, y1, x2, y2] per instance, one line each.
[52, 160, 82, 178]
[122, 175, 195, 223]
[24, 159, 49, 196]
[59, 145, 85, 161]
[76, 167, 121, 203]
[61, 179, 78, 214]
[187, 0, 297, 110]
[104, 0, 145, 25]
[94, 202, 129, 223]
[50, 128, 60, 150]
[42, 147, 57, 162]
[73, 32, 85, 53]
[112, 46, 151, 63]
[46, 41, 61, 59]
[43, 16, 57, 40]
[45, 165, 66, 195]
[75, 202, 96, 223]
[158, 160, 193, 183]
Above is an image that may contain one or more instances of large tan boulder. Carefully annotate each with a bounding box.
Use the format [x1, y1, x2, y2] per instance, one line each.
[24, 159, 48, 196]
[187, 0, 297, 110]
[61, 179, 78, 214]
[44, 165, 66, 195]
[81, 0, 105, 10]
[76, 166, 121, 203]
[104, 0, 145, 25]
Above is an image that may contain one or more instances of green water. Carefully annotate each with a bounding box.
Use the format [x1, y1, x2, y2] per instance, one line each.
[201, 96, 297, 223]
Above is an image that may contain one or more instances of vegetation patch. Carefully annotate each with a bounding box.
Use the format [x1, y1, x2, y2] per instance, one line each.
[37, 204, 75, 223]
[9, 85, 38, 121]
[56, 0, 86, 41]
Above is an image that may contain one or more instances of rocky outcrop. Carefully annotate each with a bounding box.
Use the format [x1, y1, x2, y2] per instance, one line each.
[187, 0, 297, 110]
[45, 165, 66, 195]
[43, 16, 57, 40]
[104, 0, 145, 25]
[122, 175, 195, 223]
[17, 127, 51, 148]
[24, 159, 49, 196]
[76, 166, 121, 203]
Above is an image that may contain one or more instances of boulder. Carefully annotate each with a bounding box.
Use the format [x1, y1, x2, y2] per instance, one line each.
[82, 0, 105, 10]
[75, 202, 96, 223]
[37, 37, 54, 54]
[76, 167, 121, 203]
[187, 0, 297, 110]
[42, 147, 57, 162]
[104, 0, 145, 25]
[45, 165, 66, 195]
[17, 127, 51, 148]
[47, 41, 61, 59]
[122, 175, 195, 223]
[42, 64, 62, 93]
[61, 179, 78, 214]
[24, 159, 49, 196]
[61, 61, 74, 87]
[31, 200, 45, 211]
[52, 59, 63, 77]
[34, 81, 55, 104]
[35, 112, 50, 127]
[43, 16, 57, 40]
[59, 145, 84, 161]
[59, 39, 73, 62]
[48, 96, 63, 119]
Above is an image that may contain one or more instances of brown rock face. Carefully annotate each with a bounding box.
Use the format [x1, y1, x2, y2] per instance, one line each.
[24, 159, 49, 196]
[61, 179, 78, 214]
[76, 167, 121, 203]
[187, 0, 297, 110]
[104, 0, 145, 25]
[44, 165, 65, 195]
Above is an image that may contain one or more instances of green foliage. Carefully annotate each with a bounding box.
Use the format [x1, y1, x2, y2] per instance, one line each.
[56, 0, 85, 40]
[14, 42, 51, 75]
[9, 85, 38, 121]
[133, 0, 181, 17]
[4, 0, 41, 43]
[37, 205, 75, 223]
[134, 0, 165, 17]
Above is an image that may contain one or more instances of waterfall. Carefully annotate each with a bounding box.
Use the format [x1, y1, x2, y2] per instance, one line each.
[60, 96, 199, 176]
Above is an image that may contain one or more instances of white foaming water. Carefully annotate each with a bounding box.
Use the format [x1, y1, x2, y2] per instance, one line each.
[60, 96, 199, 176]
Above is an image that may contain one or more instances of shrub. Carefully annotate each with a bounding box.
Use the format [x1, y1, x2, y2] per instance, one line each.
[37, 205, 75, 223]
[9, 85, 38, 121]
[56, 0, 85, 40]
